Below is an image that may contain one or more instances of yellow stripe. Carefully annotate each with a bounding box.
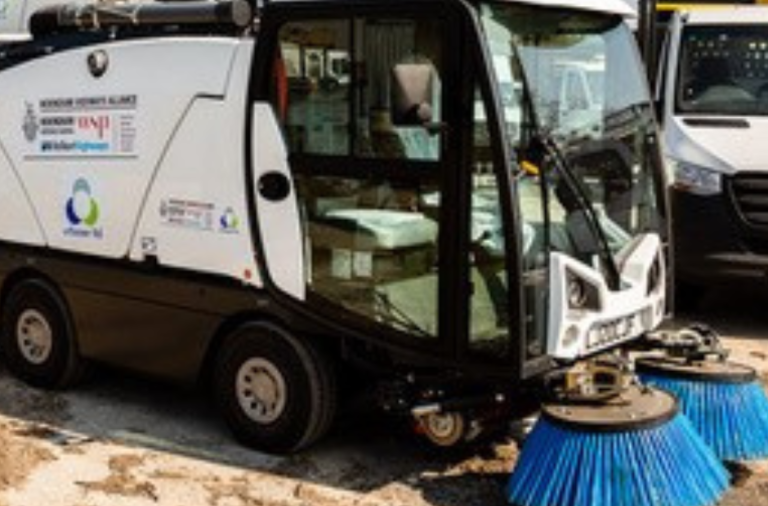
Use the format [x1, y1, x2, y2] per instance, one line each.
[657, 1, 768, 11]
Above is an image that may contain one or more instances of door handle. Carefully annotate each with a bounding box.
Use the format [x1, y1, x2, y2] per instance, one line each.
[258, 172, 291, 202]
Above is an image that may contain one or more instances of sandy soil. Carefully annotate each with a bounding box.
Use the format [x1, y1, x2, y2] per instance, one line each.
[1, 282, 768, 505]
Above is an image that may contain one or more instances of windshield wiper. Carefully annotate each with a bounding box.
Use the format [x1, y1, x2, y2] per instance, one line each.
[507, 44, 621, 290]
[535, 134, 622, 291]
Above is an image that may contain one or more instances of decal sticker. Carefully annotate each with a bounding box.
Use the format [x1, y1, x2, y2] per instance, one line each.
[64, 178, 103, 239]
[160, 199, 214, 231]
[23, 95, 138, 159]
[219, 207, 240, 234]
[22, 102, 39, 142]
[141, 237, 157, 255]
[0, 1, 8, 20]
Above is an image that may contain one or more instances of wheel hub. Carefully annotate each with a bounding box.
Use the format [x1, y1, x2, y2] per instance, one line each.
[16, 309, 53, 365]
[420, 412, 466, 447]
[236, 358, 287, 424]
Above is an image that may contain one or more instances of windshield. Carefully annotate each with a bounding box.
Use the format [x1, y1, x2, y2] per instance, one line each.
[480, 3, 664, 268]
[677, 25, 768, 116]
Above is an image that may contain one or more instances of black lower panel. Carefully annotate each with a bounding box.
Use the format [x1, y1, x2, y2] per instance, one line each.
[68, 287, 220, 382]
[0, 246, 265, 384]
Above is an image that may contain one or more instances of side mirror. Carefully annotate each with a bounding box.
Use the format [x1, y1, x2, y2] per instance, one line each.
[391, 63, 435, 126]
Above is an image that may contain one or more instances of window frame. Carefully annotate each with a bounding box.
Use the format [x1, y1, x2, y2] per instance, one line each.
[251, 0, 467, 359]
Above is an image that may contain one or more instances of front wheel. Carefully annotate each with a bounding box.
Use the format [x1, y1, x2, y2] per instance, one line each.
[1, 279, 83, 389]
[214, 322, 337, 454]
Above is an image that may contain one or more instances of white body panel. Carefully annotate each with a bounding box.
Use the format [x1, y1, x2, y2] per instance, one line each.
[664, 115, 768, 175]
[0, 144, 45, 245]
[251, 103, 304, 299]
[0, 38, 237, 258]
[129, 42, 261, 286]
[0, 36, 279, 288]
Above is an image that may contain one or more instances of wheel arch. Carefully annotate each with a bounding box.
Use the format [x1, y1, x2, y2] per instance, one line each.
[0, 267, 70, 319]
[0, 266, 85, 388]
[197, 311, 340, 388]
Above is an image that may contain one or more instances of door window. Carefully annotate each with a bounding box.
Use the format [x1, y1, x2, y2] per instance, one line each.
[469, 88, 511, 356]
[271, 17, 446, 340]
[480, 8, 551, 361]
[275, 20, 351, 155]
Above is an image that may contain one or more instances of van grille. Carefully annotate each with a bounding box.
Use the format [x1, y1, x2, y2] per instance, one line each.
[729, 173, 768, 228]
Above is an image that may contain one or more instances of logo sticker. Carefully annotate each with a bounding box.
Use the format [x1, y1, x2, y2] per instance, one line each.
[160, 198, 214, 231]
[23, 94, 138, 159]
[22, 102, 39, 142]
[141, 237, 157, 254]
[64, 178, 103, 239]
[219, 207, 240, 234]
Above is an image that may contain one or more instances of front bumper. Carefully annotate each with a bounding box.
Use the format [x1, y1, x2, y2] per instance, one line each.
[673, 175, 768, 283]
[547, 234, 666, 361]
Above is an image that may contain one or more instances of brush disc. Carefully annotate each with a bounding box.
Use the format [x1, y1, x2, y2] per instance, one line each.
[507, 385, 729, 506]
[636, 356, 755, 384]
[542, 382, 677, 432]
[638, 357, 768, 461]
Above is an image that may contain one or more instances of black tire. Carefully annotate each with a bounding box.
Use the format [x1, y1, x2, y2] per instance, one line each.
[214, 322, 337, 454]
[1, 279, 83, 389]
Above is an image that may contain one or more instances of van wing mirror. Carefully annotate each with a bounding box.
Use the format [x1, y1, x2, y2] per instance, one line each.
[391, 63, 435, 126]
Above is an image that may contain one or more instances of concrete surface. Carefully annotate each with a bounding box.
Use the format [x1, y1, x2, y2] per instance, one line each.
[1, 281, 768, 505]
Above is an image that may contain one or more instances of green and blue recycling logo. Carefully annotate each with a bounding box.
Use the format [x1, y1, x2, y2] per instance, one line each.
[64, 178, 103, 239]
[219, 207, 240, 234]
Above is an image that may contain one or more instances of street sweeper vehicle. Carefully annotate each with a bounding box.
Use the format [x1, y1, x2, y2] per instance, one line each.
[0, 0, 672, 451]
[2, 4, 768, 504]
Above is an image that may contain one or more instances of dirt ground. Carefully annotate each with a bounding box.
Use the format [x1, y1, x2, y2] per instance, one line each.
[2, 282, 768, 506]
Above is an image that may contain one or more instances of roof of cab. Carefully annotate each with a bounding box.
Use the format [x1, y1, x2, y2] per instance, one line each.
[680, 5, 768, 24]
[504, 0, 635, 17]
[270, 0, 636, 17]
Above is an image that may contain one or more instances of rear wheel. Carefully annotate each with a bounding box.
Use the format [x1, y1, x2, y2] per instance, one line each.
[1, 279, 83, 389]
[214, 322, 337, 454]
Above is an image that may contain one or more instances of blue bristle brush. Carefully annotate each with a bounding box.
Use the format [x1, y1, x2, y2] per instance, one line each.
[507, 385, 729, 506]
[638, 356, 768, 462]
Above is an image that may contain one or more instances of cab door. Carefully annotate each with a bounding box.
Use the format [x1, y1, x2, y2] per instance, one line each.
[253, 1, 464, 356]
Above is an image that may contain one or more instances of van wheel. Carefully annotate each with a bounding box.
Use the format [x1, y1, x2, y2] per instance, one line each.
[214, 322, 337, 454]
[1, 279, 83, 389]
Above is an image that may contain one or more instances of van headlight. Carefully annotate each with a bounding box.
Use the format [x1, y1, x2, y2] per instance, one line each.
[668, 159, 722, 196]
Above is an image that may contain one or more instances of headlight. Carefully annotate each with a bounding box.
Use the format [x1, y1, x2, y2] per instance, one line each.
[565, 270, 601, 311]
[668, 159, 722, 196]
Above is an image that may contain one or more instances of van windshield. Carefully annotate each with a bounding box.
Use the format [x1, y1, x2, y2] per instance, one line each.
[677, 25, 768, 115]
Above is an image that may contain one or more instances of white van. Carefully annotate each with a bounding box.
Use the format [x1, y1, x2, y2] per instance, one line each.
[657, 6, 768, 302]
